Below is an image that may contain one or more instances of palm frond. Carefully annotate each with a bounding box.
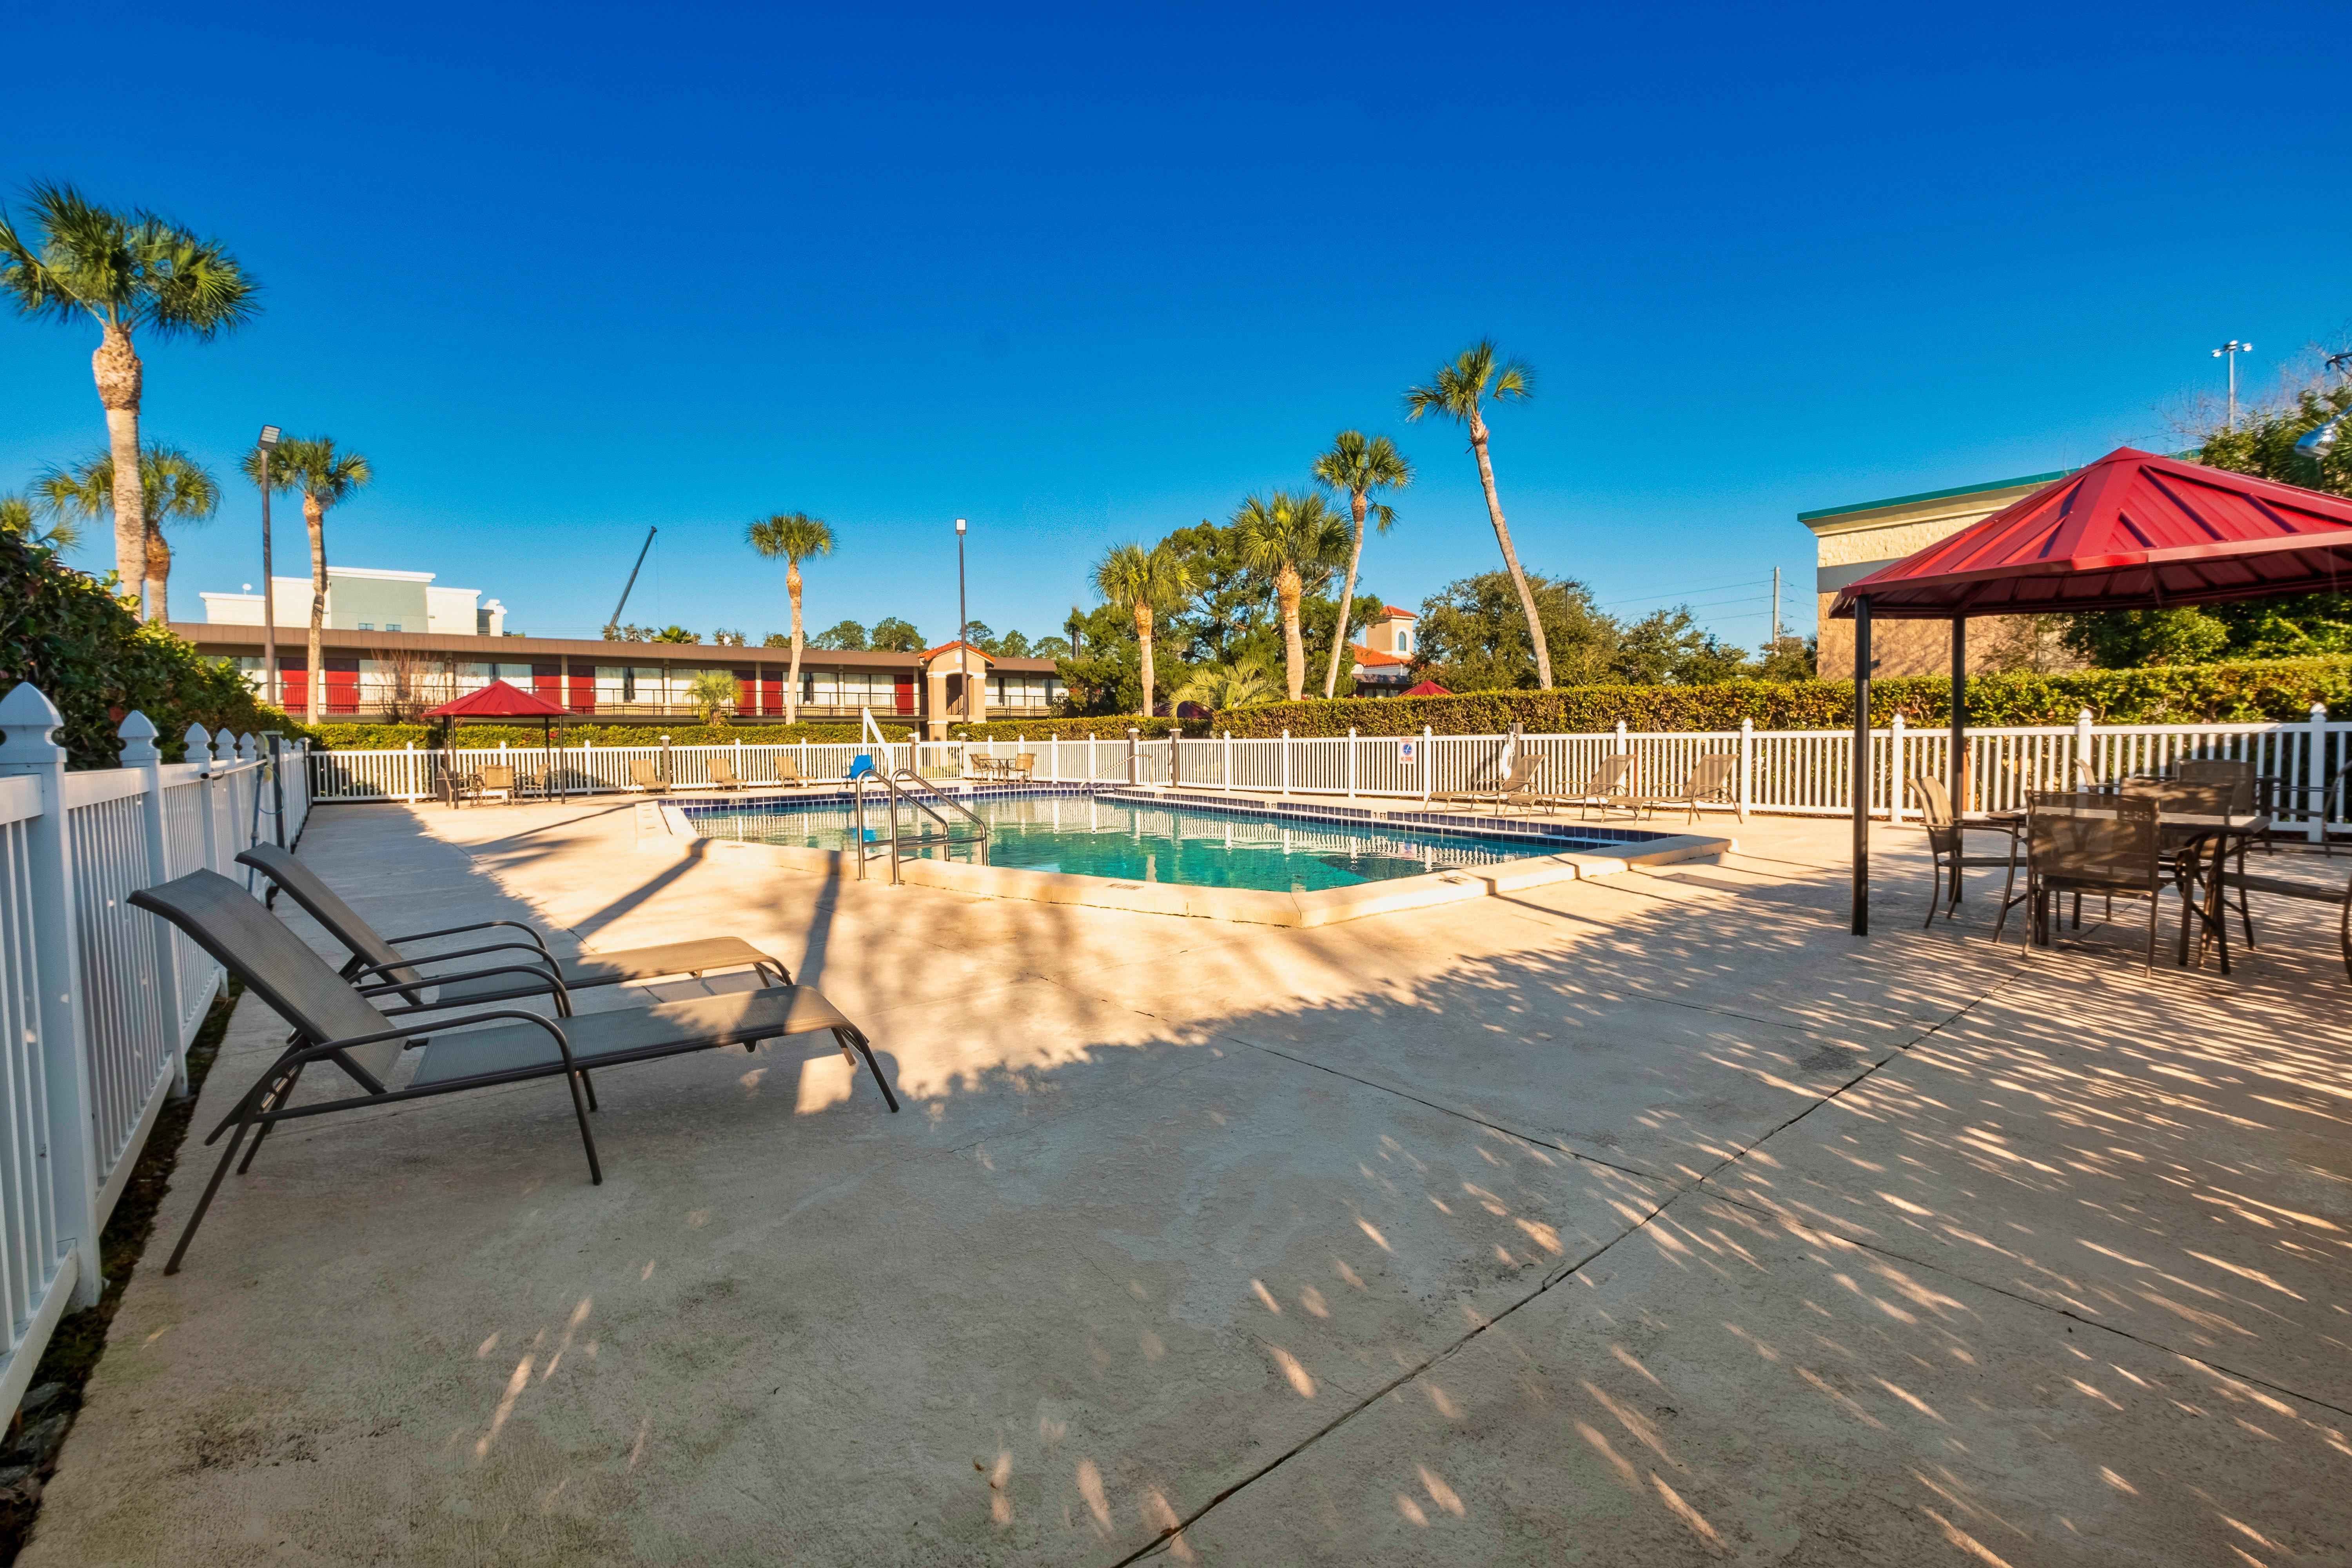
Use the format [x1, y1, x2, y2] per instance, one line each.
[1233, 490, 1350, 575]
[266, 436, 373, 505]
[1403, 338, 1534, 422]
[2, 490, 81, 551]
[1094, 540, 1192, 613]
[0, 181, 258, 336]
[747, 511, 835, 562]
[1169, 659, 1279, 711]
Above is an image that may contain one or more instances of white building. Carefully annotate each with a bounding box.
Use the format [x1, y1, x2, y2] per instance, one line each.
[201, 566, 506, 637]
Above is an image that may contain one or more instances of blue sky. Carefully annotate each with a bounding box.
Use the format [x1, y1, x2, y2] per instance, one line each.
[4, 1, 2347, 653]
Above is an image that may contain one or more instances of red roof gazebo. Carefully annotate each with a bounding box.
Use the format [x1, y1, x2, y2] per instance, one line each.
[422, 679, 572, 721]
[1826, 447, 2352, 932]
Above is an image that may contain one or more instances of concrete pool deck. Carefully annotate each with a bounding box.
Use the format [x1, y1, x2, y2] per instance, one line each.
[20, 797, 2352, 1565]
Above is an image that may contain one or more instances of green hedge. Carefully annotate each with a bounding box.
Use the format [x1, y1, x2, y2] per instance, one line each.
[1, 534, 294, 769]
[946, 715, 1192, 740]
[306, 720, 913, 750]
[1210, 655, 2352, 737]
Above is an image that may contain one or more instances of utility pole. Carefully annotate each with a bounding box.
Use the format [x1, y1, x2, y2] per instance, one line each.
[2213, 339, 2253, 429]
[1770, 566, 1781, 645]
[956, 518, 971, 728]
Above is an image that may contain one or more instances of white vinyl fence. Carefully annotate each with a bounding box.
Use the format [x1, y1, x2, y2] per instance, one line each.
[0, 684, 310, 1417]
[308, 708, 2351, 839]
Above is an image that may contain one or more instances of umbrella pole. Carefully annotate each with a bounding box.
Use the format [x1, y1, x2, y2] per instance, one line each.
[1950, 617, 1967, 814]
[1851, 595, 1872, 936]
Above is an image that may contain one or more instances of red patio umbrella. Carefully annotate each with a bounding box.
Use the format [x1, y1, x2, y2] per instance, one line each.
[1403, 680, 1453, 697]
[424, 680, 572, 796]
[1825, 448, 2352, 933]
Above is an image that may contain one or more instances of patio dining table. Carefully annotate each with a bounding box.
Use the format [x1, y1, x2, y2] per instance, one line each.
[2015, 803, 2268, 974]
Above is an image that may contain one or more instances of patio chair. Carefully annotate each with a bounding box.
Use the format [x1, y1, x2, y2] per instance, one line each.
[1627, 754, 1740, 824]
[628, 758, 670, 795]
[439, 769, 483, 809]
[705, 755, 749, 791]
[2123, 776, 2255, 951]
[1908, 775, 2023, 928]
[2214, 861, 2352, 980]
[2263, 755, 2352, 858]
[2018, 789, 2168, 971]
[773, 756, 811, 789]
[128, 867, 897, 1273]
[1431, 753, 1543, 815]
[1005, 752, 1037, 783]
[478, 764, 516, 805]
[1538, 754, 1633, 818]
[237, 842, 793, 1009]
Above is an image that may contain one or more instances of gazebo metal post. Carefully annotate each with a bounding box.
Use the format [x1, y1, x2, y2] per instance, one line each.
[1850, 595, 1872, 935]
[1949, 616, 1968, 815]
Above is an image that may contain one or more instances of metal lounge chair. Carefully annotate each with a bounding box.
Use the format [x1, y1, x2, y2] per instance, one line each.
[238, 842, 791, 1009]
[628, 758, 670, 794]
[128, 868, 897, 1273]
[1432, 753, 1543, 815]
[705, 755, 750, 791]
[1628, 754, 1739, 824]
[773, 756, 811, 789]
[1539, 753, 1633, 818]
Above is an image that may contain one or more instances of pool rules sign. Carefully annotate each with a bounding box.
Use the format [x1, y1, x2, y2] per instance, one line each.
[1397, 740, 1416, 764]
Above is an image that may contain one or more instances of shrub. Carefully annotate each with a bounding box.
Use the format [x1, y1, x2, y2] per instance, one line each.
[0, 534, 294, 768]
[1209, 656, 2352, 737]
[305, 720, 913, 750]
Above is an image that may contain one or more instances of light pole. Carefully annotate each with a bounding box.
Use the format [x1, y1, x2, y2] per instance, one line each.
[955, 517, 972, 730]
[2213, 340, 2253, 429]
[255, 425, 281, 705]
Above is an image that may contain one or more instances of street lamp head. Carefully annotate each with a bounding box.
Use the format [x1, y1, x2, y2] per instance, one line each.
[955, 517, 967, 535]
[2295, 417, 2341, 466]
[256, 425, 281, 449]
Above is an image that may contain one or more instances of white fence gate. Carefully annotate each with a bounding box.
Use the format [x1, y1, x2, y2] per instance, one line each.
[0, 684, 310, 1417]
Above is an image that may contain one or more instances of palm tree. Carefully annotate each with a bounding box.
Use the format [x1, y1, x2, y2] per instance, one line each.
[1233, 490, 1350, 701]
[684, 670, 739, 726]
[1311, 431, 1414, 699]
[245, 437, 371, 719]
[0, 492, 81, 552]
[746, 512, 835, 724]
[1094, 542, 1193, 718]
[1170, 659, 1279, 714]
[0, 182, 258, 610]
[32, 445, 220, 619]
[1404, 339, 1550, 687]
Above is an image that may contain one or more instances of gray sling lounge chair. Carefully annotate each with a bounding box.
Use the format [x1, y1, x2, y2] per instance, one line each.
[1432, 754, 1544, 815]
[129, 868, 897, 1273]
[1540, 754, 1634, 818]
[1629, 754, 1740, 824]
[238, 842, 789, 1009]
[704, 756, 750, 790]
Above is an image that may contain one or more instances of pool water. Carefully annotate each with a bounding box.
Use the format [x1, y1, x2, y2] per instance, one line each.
[683, 793, 1632, 893]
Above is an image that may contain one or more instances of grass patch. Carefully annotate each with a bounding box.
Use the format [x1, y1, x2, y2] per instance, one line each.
[0, 975, 245, 1564]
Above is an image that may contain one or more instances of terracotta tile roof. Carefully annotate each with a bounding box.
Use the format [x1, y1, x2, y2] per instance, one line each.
[920, 641, 996, 663]
[1376, 605, 1417, 619]
[1350, 645, 1412, 668]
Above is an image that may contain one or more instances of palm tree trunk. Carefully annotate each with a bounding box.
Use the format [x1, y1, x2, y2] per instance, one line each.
[1134, 604, 1155, 719]
[1321, 493, 1368, 700]
[1470, 412, 1552, 688]
[305, 494, 328, 720]
[1278, 564, 1305, 701]
[93, 323, 149, 613]
[786, 560, 804, 726]
[144, 524, 171, 626]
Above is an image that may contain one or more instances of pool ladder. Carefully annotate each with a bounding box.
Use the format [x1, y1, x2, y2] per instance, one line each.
[851, 768, 990, 884]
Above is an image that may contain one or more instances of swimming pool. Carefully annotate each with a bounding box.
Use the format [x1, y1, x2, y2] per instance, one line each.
[681, 790, 1663, 893]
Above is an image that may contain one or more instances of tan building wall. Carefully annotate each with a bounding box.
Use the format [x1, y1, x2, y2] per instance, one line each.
[1803, 468, 2085, 678]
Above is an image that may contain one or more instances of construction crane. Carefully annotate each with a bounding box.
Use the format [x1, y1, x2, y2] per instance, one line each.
[603, 526, 658, 638]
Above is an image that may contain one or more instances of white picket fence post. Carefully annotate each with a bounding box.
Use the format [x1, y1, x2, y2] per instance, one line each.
[1222, 731, 1233, 792]
[1738, 717, 1753, 823]
[0, 685, 107, 1310]
[1346, 728, 1358, 800]
[1281, 730, 1292, 797]
[118, 715, 191, 1097]
[2308, 701, 2329, 845]
[2075, 708, 2095, 791]
[1889, 713, 1906, 824]
[1422, 725, 1435, 803]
